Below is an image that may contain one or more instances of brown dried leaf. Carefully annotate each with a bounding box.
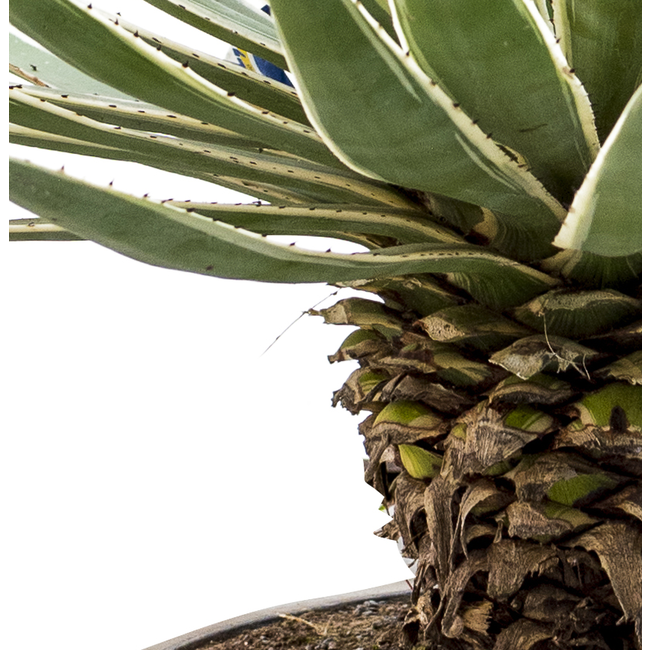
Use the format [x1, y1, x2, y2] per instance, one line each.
[592, 483, 641, 521]
[332, 367, 394, 414]
[493, 619, 554, 650]
[552, 424, 642, 476]
[505, 452, 620, 506]
[443, 402, 539, 481]
[487, 372, 574, 406]
[521, 584, 580, 623]
[486, 539, 558, 601]
[490, 334, 599, 380]
[568, 521, 642, 623]
[439, 550, 487, 637]
[393, 473, 427, 558]
[423, 474, 457, 586]
[314, 297, 406, 338]
[457, 479, 513, 557]
[417, 303, 530, 352]
[379, 373, 472, 415]
[505, 500, 597, 542]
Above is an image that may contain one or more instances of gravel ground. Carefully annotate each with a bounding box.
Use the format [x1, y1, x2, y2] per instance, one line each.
[195, 596, 414, 650]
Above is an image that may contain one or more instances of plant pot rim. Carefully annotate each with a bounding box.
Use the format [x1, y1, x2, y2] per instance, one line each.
[142, 580, 412, 650]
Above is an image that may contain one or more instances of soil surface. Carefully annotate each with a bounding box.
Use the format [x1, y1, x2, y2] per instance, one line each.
[196, 596, 414, 650]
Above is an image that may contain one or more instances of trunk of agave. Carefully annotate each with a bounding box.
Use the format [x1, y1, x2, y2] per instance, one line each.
[317, 286, 641, 650]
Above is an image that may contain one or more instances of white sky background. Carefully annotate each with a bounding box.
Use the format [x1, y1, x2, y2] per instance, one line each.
[6, 2, 413, 649]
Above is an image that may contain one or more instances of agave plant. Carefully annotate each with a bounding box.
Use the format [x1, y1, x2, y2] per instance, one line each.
[9, 1, 642, 648]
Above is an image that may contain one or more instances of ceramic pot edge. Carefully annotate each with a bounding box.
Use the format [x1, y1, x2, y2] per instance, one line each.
[142, 580, 413, 650]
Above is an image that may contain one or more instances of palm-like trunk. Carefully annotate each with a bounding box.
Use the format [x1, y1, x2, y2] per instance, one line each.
[322, 276, 641, 649]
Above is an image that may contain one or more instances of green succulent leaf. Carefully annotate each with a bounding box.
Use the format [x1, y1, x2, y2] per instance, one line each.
[269, 0, 566, 231]
[9, 218, 84, 241]
[169, 202, 465, 246]
[390, 0, 598, 203]
[10, 159, 557, 309]
[553, 86, 642, 257]
[9, 0, 338, 168]
[97, 10, 307, 125]
[9, 31, 135, 99]
[10, 88, 411, 208]
[553, 0, 642, 141]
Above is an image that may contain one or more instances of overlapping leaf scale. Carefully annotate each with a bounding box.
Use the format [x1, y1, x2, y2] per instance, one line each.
[390, 0, 599, 204]
[9, 0, 339, 169]
[269, 0, 566, 258]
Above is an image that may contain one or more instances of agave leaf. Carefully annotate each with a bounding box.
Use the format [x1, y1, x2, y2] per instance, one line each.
[8, 158, 558, 304]
[540, 248, 642, 290]
[269, 0, 566, 234]
[9, 218, 84, 241]
[358, 0, 399, 41]
[335, 275, 463, 316]
[327, 329, 391, 363]
[14, 85, 269, 150]
[530, 0, 554, 33]
[571, 382, 642, 429]
[97, 9, 308, 124]
[554, 86, 642, 257]
[10, 88, 412, 207]
[9, 0, 339, 168]
[375, 400, 441, 427]
[9, 31, 134, 99]
[142, 0, 288, 70]
[10, 125, 324, 204]
[390, 0, 598, 203]
[553, 0, 642, 141]
[170, 202, 466, 246]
